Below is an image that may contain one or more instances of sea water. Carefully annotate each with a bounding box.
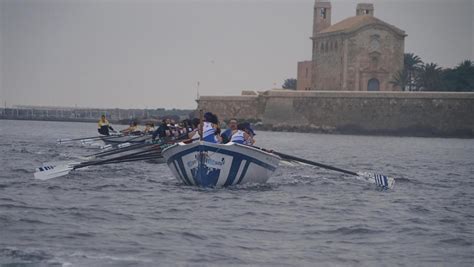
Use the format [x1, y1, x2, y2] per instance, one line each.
[0, 120, 472, 266]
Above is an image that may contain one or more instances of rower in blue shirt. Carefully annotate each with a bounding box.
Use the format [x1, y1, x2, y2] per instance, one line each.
[220, 118, 238, 144]
[230, 122, 255, 145]
[202, 112, 222, 143]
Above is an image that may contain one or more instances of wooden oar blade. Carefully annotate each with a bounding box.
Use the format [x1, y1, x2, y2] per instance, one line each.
[357, 172, 395, 189]
[34, 164, 74, 180]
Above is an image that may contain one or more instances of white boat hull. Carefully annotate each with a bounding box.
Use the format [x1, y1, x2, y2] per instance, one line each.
[162, 141, 280, 187]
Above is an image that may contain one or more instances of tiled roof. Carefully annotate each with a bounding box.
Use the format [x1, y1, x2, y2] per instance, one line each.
[318, 15, 406, 36]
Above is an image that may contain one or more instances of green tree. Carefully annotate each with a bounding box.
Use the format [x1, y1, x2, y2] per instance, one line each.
[442, 60, 474, 91]
[416, 63, 443, 91]
[282, 78, 297, 90]
[404, 53, 423, 91]
[390, 69, 409, 90]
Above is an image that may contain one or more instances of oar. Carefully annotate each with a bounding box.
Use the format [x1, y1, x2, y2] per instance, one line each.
[35, 135, 194, 180]
[34, 135, 187, 180]
[57, 134, 124, 144]
[34, 144, 164, 180]
[85, 133, 188, 159]
[85, 142, 155, 159]
[259, 148, 395, 189]
[34, 153, 164, 180]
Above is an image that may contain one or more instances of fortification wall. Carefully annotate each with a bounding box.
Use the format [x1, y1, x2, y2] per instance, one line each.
[197, 95, 261, 121]
[198, 91, 474, 137]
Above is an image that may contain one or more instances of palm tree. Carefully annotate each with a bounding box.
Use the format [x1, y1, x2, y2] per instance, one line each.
[416, 63, 443, 91]
[390, 69, 409, 90]
[456, 60, 474, 71]
[404, 53, 423, 91]
[443, 60, 474, 91]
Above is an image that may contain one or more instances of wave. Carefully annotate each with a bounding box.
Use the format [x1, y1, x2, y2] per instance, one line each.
[0, 247, 55, 263]
[320, 226, 384, 235]
[439, 238, 473, 246]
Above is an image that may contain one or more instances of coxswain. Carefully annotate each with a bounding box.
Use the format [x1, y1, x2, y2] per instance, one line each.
[230, 122, 255, 145]
[221, 118, 237, 144]
[98, 115, 115, 136]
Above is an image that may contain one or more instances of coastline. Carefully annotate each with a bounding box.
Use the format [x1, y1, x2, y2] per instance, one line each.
[254, 124, 474, 139]
[3, 117, 471, 139]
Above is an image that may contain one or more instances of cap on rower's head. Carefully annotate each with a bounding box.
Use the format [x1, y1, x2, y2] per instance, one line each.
[242, 122, 256, 136]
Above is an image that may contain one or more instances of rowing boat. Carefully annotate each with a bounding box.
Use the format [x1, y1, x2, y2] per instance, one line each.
[161, 141, 280, 187]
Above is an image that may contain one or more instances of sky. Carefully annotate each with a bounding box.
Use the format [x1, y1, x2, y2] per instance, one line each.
[0, 0, 472, 109]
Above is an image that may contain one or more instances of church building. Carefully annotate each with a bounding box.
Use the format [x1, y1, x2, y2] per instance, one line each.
[297, 1, 407, 91]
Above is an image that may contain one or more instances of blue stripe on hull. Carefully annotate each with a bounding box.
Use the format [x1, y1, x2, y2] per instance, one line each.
[236, 161, 251, 185]
[223, 158, 244, 187]
[168, 144, 276, 187]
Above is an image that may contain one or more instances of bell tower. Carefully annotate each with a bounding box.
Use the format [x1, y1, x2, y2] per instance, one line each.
[356, 3, 374, 16]
[313, 0, 332, 36]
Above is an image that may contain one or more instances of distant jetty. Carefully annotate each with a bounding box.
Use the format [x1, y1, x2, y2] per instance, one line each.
[0, 105, 193, 124]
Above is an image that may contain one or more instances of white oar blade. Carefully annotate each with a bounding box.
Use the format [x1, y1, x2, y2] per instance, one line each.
[80, 139, 95, 144]
[42, 161, 80, 167]
[357, 172, 395, 189]
[100, 144, 113, 150]
[34, 164, 74, 180]
[118, 142, 131, 149]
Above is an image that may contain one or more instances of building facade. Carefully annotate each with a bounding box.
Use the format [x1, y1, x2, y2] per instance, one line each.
[301, 1, 406, 91]
[297, 61, 313, 90]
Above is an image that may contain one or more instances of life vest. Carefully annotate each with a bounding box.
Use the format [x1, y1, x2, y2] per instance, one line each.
[202, 122, 218, 143]
[230, 130, 245, 144]
[98, 119, 109, 128]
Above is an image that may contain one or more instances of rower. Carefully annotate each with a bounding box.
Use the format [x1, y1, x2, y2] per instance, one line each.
[187, 118, 201, 139]
[143, 122, 155, 134]
[152, 119, 171, 141]
[230, 122, 255, 145]
[202, 112, 222, 143]
[242, 122, 256, 145]
[121, 121, 141, 136]
[98, 114, 115, 136]
[221, 118, 237, 144]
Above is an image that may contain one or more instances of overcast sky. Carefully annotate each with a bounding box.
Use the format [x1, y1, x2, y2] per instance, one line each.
[1, 0, 472, 109]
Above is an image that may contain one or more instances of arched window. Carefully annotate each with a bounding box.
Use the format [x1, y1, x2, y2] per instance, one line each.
[325, 42, 328, 52]
[320, 8, 327, 19]
[367, 78, 380, 91]
[320, 42, 324, 52]
[335, 41, 338, 50]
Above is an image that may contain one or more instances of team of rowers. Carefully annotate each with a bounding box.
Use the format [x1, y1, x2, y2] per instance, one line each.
[97, 112, 256, 145]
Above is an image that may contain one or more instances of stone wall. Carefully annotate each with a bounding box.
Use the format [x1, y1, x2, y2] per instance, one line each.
[197, 90, 474, 137]
[197, 95, 260, 121]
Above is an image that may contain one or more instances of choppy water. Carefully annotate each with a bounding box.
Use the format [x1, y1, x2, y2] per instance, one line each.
[0, 120, 473, 266]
